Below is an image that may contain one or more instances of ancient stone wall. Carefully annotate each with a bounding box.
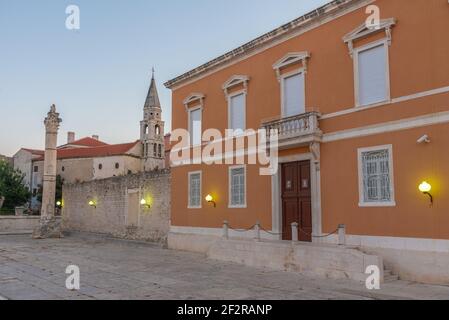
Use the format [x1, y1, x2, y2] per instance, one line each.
[62, 170, 170, 244]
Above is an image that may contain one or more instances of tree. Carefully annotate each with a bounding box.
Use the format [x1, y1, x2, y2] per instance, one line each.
[0, 160, 31, 209]
[36, 174, 63, 205]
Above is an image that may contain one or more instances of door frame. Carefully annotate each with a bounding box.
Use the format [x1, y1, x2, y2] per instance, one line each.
[271, 152, 322, 241]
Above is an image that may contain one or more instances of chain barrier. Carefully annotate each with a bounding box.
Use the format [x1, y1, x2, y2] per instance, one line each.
[225, 222, 342, 240]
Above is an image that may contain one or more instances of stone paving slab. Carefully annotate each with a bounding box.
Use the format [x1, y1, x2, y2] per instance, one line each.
[0, 234, 449, 300]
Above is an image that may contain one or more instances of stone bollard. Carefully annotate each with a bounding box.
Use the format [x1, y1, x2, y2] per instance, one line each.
[291, 222, 299, 243]
[338, 224, 346, 246]
[254, 221, 261, 242]
[223, 220, 229, 240]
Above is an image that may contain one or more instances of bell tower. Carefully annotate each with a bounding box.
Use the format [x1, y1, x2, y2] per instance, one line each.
[140, 69, 165, 171]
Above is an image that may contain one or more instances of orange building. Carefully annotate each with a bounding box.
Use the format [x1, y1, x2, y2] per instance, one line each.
[165, 0, 449, 282]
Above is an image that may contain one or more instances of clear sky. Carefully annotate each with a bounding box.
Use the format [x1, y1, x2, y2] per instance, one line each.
[0, 0, 330, 157]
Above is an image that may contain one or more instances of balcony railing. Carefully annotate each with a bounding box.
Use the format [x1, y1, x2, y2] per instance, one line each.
[261, 111, 322, 148]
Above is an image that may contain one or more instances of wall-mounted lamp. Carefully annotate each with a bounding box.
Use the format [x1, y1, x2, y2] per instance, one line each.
[88, 200, 97, 208]
[56, 200, 63, 208]
[205, 194, 216, 208]
[419, 181, 433, 206]
[140, 198, 151, 209]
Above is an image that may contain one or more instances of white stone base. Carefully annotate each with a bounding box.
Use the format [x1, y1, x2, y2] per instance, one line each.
[168, 232, 384, 283]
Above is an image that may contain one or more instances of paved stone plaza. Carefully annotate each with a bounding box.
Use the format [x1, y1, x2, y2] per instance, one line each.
[0, 233, 449, 300]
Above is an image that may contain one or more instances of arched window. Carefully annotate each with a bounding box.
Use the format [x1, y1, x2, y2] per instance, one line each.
[144, 125, 149, 135]
[158, 144, 162, 158]
[153, 144, 157, 157]
[155, 125, 161, 136]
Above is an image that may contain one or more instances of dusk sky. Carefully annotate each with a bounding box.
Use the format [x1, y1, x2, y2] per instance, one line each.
[0, 0, 329, 157]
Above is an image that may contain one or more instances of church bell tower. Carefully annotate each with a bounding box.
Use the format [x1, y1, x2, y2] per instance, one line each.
[140, 70, 165, 171]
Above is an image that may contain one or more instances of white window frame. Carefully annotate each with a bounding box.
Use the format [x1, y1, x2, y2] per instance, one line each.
[280, 69, 306, 118]
[357, 144, 396, 207]
[353, 39, 391, 108]
[188, 171, 202, 209]
[228, 165, 247, 209]
[227, 90, 247, 135]
[187, 106, 203, 147]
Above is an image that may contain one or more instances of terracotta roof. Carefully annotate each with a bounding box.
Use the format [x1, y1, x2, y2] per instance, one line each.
[60, 137, 109, 148]
[164, 0, 356, 89]
[34, 141, 140, 161]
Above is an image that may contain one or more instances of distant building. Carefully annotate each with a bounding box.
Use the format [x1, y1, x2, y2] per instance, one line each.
[0, 154, 13, 166]
[140, 71, 165, 171]
[13, 71, 168, 210]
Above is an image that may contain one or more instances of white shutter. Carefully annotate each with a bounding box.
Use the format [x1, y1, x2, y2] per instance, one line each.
[358, 44, 387, 106]
[283, 73, 305, 117]
[189, 109, 202, 146]
[229, 93, 246, 132]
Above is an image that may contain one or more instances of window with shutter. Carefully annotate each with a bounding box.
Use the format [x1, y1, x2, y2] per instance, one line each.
[189, 108, 202, 146]
[229, 166, 246, 208]
[356, 43, 389, 106]
[358, 145, 395, 207]
[188, 172, 201, 208]
[229, 93, 246, 134]
[282, 72, 305, 117]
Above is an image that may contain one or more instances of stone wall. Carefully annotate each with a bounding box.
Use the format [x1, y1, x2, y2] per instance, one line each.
[62, 170, 170, 244]
[0, 216, 40, 234]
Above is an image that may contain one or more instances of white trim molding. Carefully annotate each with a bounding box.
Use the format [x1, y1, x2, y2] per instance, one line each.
[343, 18, 396, 57]
[273, 52, 310, 81]
[357, 144, 396, 207]
[222, 75, 250, 99]
[183, 93, 205, 111]
[323, 111, 449, 143]
[321, 85, 449, 120]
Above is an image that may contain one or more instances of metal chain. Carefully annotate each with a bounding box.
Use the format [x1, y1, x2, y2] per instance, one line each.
[226, 223, 339, 239]
[227, 224, 257, 233]
[260, 226, 284, 236]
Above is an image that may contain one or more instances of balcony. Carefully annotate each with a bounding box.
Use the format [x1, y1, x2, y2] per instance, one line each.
[261, 111, 322, 150]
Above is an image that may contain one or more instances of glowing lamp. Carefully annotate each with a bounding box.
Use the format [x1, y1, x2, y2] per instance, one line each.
[419, 181, 433, 206]
[205, 194, 216, 208]
[56, 201, 62, 208]
[140, 198, 151, 209]
[88, 200, 96, 208]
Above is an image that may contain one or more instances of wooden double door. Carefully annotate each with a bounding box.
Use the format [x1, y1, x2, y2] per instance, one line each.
[281, 161, 312, 242]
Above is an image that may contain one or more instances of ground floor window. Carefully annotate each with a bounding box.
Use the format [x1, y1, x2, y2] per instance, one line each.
[358, 145, 395, 207]
[229, 165, 246, 208]
[188, 171, 202, 208]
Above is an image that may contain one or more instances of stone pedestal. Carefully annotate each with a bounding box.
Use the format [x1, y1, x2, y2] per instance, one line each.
[33, 104, 63, 239]
[32, 217, 64, 239]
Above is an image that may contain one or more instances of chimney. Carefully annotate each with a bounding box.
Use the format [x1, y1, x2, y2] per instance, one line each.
[92, 135, 99, 141]
[67, 132, 75, 144]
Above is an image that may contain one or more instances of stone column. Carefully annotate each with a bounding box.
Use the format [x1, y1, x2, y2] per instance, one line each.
[33, 105, 63, 239]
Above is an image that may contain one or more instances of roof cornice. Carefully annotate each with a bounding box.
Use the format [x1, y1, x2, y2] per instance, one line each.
[164, 0, 370, 90]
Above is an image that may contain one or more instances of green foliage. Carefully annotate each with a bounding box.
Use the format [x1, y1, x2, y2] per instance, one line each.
[0, 160, 31, 209]
[36, 174, 63, 204]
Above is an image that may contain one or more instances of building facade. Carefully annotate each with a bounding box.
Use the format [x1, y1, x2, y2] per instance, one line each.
[165, 0, 449, 283]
